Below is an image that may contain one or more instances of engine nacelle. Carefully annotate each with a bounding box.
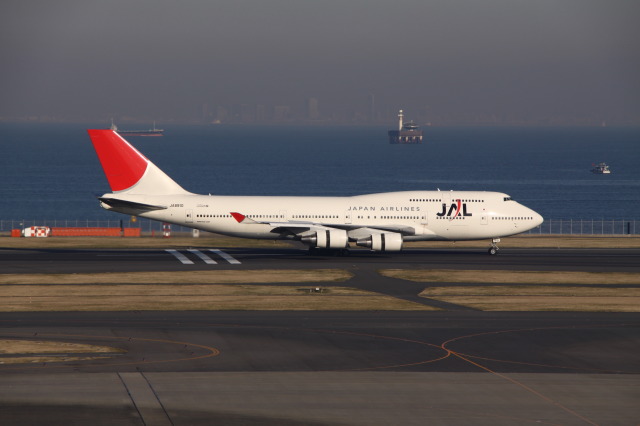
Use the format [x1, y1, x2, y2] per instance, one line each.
[356, 232, 403, 252]
[300, 229, 348, 249]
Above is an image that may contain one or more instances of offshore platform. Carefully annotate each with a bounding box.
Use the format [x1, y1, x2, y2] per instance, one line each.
[388, 110, 423, 144]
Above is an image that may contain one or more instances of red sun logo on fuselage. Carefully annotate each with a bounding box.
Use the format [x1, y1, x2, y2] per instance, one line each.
[450, 199, 462, 221]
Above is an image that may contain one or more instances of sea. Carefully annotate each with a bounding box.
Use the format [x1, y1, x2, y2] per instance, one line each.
[1, 123, 639, 224]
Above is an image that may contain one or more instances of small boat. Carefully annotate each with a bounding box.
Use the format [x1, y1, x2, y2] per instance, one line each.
[110, 120, 164, 137]
[591, 162, 611, 174]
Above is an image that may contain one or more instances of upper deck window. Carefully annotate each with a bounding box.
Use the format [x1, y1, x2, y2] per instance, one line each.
[504, 196, 512, 201]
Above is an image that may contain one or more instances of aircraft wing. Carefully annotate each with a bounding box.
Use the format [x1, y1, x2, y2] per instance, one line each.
[230, 212, 416, 236]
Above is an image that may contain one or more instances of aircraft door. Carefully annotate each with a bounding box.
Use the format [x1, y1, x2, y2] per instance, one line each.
[481, 209, 488, 225]
[185, 209, 193, 223]
[419, 206, 429, 234]
[344, 211, 352, 224]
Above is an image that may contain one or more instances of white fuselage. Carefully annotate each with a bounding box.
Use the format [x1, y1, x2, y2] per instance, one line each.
[101, 190, 543, 242]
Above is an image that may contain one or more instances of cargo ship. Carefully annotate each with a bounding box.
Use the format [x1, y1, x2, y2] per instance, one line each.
[388, 110, 423, 144]
[110, 120, 164, 137]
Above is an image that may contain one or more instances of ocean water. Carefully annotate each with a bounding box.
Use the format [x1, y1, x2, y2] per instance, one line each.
[0, 123, 639, 221]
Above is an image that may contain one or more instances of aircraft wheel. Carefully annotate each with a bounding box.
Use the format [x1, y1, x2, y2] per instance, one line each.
[488, 247, 498, 255]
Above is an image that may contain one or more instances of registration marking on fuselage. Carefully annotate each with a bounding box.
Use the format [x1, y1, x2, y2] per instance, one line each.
[165, 249, 194, 264]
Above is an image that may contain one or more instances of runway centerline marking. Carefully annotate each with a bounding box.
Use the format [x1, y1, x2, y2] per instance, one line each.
[210, 249, 241, 264]
[188, 249, 217, 264]
[165, 249, 194, 264]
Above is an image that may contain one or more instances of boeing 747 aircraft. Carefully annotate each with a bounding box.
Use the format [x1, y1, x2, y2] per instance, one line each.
[88, 129, 543, 255]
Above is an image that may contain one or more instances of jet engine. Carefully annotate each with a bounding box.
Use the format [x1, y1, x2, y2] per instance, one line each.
[356, 232, 403, 252]
[300, 229, 348, 249]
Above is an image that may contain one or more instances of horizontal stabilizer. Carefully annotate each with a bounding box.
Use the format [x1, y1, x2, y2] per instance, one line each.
[99, 197, 167, 212]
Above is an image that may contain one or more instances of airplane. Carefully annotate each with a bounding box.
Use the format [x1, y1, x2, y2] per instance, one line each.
[87, 129, 543, 255]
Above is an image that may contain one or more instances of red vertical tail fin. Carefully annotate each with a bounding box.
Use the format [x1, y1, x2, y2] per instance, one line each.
[88, 129, 189, 195]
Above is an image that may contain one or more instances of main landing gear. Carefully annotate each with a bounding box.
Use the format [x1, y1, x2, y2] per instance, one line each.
[488, 238, 501, 255]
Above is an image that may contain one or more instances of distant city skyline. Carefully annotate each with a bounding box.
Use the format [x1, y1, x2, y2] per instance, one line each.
[1, 1, 638, 126]
[0, 95, 627, 127]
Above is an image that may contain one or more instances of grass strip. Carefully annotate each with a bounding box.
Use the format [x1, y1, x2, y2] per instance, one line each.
[0, 269, 352, 285]
[380, 269, 640, 285]
[420, 286, 640, 312]
[0, 340, 123, 365]
[0, 236, 294, 249]
[0, 356, 111, 365]
[406, 235, 640, 249]
[0, 340, 123, 354]
[0, 284, 435, 312]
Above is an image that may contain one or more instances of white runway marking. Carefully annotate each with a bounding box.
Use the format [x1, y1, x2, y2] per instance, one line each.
[165, 249, 241, 265]
[188, 249, 218, 264]
[165, 249, 194, 264]
[209, 249, 241, 264]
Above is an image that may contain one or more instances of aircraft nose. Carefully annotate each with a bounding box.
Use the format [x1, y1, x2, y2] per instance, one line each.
[533, 211, 544, 227]
[521, 204, 543, 230]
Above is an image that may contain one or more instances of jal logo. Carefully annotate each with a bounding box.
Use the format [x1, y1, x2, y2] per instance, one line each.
[436, 199, 472, 221]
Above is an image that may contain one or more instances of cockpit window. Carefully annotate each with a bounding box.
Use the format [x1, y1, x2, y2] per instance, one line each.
[503, 197, 512, 201]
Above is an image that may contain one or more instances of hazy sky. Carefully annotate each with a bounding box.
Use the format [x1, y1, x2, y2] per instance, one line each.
[1, 0, 639, 123]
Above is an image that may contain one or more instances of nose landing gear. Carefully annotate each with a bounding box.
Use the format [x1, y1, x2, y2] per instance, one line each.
[488, 238, 501, 255]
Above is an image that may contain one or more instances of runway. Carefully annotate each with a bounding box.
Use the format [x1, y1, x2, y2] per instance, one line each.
[3, 245, 640, 274]
[1, 246, 639, 424]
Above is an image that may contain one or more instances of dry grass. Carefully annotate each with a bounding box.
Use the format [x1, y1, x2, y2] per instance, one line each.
[0, 269, 352, 285]
[0, 235, 295, 249]
[405, 235, 640, 249]
[0, 339, 123, 365]
[0, 356, 111, 365]
[420, 286, 640, 312]
[0, 284, 435, 312]
[380, 269, 640, 285]
[0, 340, 123, 354]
